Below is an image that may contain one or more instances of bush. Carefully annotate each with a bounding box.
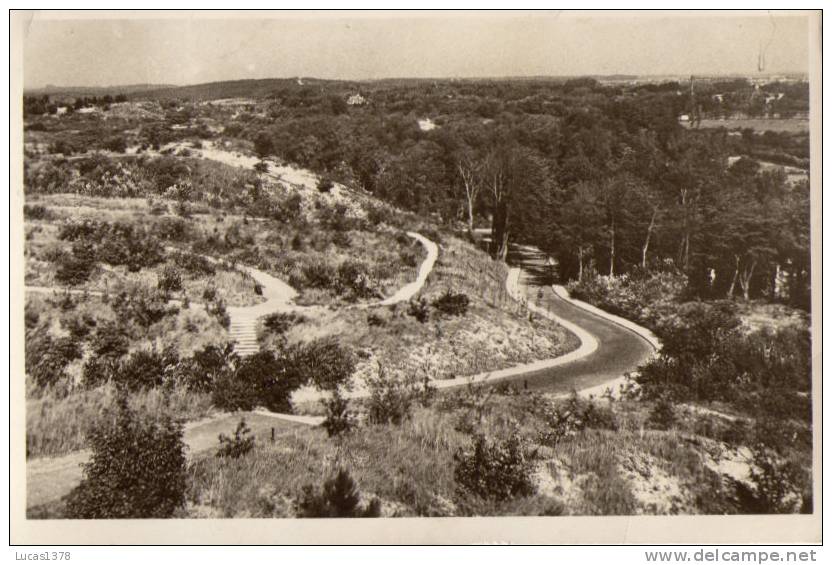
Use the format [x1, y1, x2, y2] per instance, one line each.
[286, 338, 355, 391]
[432, 290, 470, 317]
[253, 161, 269, 173]
[537, 394, 618, 446]
[317, 177, 335, 193]
[83, 347, 178, 391]
[733, 448, 805, 514]
[408, 297, 430, 323]
[206, 297, 230, 329]
[216, 419, 256, 459]
[104, 136, 128, 153]
[172, 251, 215, 276]
[295, 469, 381, 518]
[262, 312, 306, 335]
[64, 396, 186, 518]
[157, 265, 183, 294]
[335, 260, 376, 301]
[176, 342, 236, 392]
[25, 328, 83, 390]
[365, 365, 418, 425]
[212, 349, 305, 412]
[647, 397, 677, 430]
[321, 390, 356, 437]
[23, 204, 53, 220]
[453, 431, 537, 502]
[302, 261, 336, 289]
[111, 287, 178, 328]
[55, 242, 96, 286]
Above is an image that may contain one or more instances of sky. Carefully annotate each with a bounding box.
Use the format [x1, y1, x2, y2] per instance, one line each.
[21, 11, 812, 88]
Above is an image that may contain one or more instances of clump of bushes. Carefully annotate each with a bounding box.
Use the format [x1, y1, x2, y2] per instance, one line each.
[261, 312, 306, 335]
[317, 177, 335, 193]
[58, 219, 164, 273]
[25, 326, 83, 391]
[453, 431, 537, 502]
[157, 265, 183, 294]
[212, 350, 299, 412]
[212, 339, 354, 413]
[537, 394, 618, 446]
[286, 337, 355, 392]
[365, 363, 418, 425]
[432, 290, 469, 317]
[295, 469, 381, 518]
[65, 396, 187, 518]
[733, 447, 809, 514]
[322, 391, 356, 437]
[23, 204, 53, 221]
[408, 297, 430, 323]
[171, 251, 216, 276]
[55, 242, 97, 285]
[647, 397, 677, 430]
[216, 419, 256, 459]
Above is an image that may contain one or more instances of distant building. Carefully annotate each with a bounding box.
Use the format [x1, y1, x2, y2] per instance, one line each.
[678, 114, 690, 122]
[347, 93, 367, 106]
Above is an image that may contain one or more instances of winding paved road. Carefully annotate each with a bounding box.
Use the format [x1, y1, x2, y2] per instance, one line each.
[503, 244, 656, 395]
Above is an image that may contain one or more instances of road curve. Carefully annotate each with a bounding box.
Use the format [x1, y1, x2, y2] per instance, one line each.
[502, 245, 656, 395]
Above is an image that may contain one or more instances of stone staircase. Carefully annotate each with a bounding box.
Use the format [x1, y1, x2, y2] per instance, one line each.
[229, 314, 260, 357]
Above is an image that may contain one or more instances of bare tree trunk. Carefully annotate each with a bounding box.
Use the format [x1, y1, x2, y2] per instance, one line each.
[457, 162, 479, 239]
[739, 260, 757, 301]
[499, 229, 510, 262]
[642, 209, 657, 269]
[727, 255, 739, 298]
[609, 217, 616, 277]
[466, 198, 475, 238]
[577, 247, 584, 282]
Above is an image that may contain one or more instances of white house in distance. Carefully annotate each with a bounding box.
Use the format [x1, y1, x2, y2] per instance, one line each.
[347, 93, 367, 106]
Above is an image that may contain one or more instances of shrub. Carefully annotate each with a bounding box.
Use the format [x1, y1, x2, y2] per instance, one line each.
[408, 297, 430, 323]
[537, 394, 618, 446]
[295, 468, 381, 518]
[206, 297, 230, 329]
[336, 260, 375, 301]
[104, 136, 127, 153]
[216, 419, 256, 459]
[253, 161, 269, 174]
[647, 397, 677, 430]
[321, 390, 356, 437]
[83, 347, 178, 391]
[733, 448, 805, 514]
[25, 328, 83, 390]
[365, 365, 418, 425]
[157, 265, 183, 294]
[172, 251, 215, 276]
[453, 432, 537, 502]
[367, 312, 386, 327]
[64, 396, 186, 518]
[302, 261, 336, 289]
[212, 349, 304, 412]
[286, 338, 355, 391]
[262, 312, 306, 335]
[432, 290, 470, 317]
[55, 242, 96, 286]
[111, 287, 178, 328]
[23, 204, 53, 220]
[176, 342, 237, 392]
[317, 177, 335, 193]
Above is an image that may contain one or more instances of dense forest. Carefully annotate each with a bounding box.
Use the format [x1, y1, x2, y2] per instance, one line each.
[163, 77, 808, 309]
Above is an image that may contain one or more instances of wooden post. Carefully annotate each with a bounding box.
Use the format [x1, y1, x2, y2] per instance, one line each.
[271, 427, 275, 442]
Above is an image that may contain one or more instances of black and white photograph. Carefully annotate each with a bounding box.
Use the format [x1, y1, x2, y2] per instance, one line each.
[9, 9, 821, 545]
